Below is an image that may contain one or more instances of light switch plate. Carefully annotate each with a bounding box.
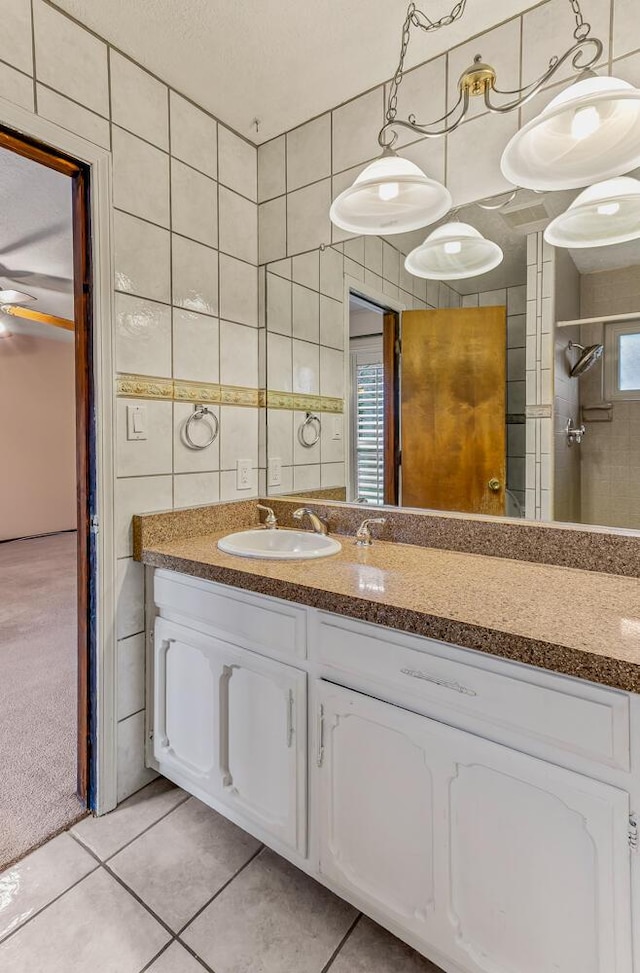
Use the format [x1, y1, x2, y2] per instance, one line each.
[126, 404, 147, 441]
[236, 458, 253, 490]
[268, 457, 282, 487]
[332, 416, 343, 441]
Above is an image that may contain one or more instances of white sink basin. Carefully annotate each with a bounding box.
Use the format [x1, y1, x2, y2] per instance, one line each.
[217, 528, 341, 560]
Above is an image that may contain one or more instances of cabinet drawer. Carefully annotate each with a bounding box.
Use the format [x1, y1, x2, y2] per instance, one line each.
[154, 569, 306, 661]
[314, 613, 630, 771]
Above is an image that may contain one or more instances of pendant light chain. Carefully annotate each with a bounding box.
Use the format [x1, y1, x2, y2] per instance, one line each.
[570, 0, 591, 40]
[384, 0, 468, 143]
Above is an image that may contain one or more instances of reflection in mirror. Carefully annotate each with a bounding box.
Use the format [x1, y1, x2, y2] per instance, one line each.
[263, 186, 640, 531]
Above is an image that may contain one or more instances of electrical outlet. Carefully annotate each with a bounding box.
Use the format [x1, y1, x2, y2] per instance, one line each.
[126, 404, 147, 441]
[268, 457, 282, 487]
[236, 458, 253, 490]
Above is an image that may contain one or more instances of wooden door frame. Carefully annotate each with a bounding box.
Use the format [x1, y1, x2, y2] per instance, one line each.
[0, 97, 118, 813]
[342, 274, 405, 506]
[382, 311, 400, 506]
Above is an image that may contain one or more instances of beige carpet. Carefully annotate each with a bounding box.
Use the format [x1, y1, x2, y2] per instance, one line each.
[0, 532, 86, 869]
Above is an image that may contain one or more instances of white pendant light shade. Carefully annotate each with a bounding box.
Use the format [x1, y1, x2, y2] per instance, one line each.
[405, 222, 503, 280]
[544, 176, 640, 248]
[329, 153, 452, 235]
[501, 75, 640, 191]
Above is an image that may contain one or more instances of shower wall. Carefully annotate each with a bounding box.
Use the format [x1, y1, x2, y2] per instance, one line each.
[553, 249, 581, 523]
[579, 268, 640, 529]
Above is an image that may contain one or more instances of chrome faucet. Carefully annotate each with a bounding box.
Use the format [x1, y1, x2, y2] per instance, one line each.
[257, 503, 278, 529]
[292, 507, 328, 535]
[355, 517, 387, 547]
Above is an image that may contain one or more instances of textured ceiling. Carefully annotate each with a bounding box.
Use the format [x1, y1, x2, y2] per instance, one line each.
[0, 146, 74, 339]
[52, 0, 537, 142]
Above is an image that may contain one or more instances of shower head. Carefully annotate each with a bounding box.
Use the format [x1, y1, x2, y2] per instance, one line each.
[568, 340, 604, 377]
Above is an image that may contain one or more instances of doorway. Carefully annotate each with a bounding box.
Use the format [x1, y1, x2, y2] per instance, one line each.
[0, 126, 93, 867]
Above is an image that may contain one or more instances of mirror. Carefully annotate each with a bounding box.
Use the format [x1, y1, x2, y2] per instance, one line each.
[262, 186, 640, 532]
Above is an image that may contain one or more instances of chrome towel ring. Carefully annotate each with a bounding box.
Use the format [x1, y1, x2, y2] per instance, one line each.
[184, 404, 219, 450]
[298, 412, 321, 448]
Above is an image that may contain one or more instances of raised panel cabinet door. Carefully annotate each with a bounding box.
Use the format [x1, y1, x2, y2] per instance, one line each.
[153, 618, 220, 793]
[217, 645, 307, 853]
[443, 731, 633, 973]
[316, 682, 445, 946]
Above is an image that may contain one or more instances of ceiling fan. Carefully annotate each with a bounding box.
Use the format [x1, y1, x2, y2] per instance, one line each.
[0, 283, 74, 338]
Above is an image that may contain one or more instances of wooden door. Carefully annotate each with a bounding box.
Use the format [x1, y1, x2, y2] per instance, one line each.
[400, 308, 506, 514]
[443, 730, 632, 973]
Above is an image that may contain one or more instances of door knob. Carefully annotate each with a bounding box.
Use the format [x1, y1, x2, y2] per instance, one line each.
[488, 478, 501, 492]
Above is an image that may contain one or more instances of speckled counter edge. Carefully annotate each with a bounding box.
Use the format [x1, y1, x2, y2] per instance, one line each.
[140, 548, 640, 694]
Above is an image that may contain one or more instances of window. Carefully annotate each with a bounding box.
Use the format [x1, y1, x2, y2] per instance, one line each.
[350, 336, 384, 505]
[605, 321, 640, 400]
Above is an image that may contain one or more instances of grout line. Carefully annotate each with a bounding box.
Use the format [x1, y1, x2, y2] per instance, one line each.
[176, 843, 265, 937]
[101, 860, 176, 938]
[29, 0, 37, 112]
[0, 859, 101, 946]
[138, 939, 177, 973]
[175, 939, 217, 973]
[321, 912, 363, 972]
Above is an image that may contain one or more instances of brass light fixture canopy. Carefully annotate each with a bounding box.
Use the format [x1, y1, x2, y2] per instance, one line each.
[458, 56, 497, 98]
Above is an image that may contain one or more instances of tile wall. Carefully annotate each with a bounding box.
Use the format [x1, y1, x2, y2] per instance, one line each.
[552, 251, 581, 524]
[0, 0, 259, 802]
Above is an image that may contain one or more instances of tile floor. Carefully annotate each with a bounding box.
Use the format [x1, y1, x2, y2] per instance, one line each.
[0, 778, 443, 973]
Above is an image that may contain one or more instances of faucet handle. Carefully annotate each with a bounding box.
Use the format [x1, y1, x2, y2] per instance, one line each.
[257, 503, 278, 529]
[355, 517, 387, 547]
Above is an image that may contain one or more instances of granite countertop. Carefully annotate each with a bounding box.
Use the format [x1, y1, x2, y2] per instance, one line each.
[136, 526, 640, 693]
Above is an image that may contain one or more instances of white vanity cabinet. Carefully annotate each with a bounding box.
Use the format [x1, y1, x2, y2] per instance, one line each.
[149, 569, 638, 973]
[316, 680, 633, 973]
[153, 614, 307, 854]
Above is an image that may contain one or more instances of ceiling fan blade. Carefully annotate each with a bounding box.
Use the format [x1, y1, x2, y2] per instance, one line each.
[0, 222, 70, 257]
[2, 305, 74, 331]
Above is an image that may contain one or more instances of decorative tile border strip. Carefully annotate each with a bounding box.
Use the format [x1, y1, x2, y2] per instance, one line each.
[266, 390, 344, 414]
[116, 374, 344, 414]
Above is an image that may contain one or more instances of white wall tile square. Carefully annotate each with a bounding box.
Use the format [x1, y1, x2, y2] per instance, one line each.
[115, 293, 172, 377]
[114, 475, 172, 558]
[320, 296, 344, 349]
[218, 254, 258, 327]
[287, 180, 331, 256]
[173, 472, 220, 508]
[259, 197, 287, 264]
[172, 235, 219, 317]
[613, 0, 640, 59]
[293, 339, 319, 394]
[36, 85, 109, 148]
[320, 347, 344, 398]
[117, 711, 156, 802]
[320, 246, 344, 300]
[522, 0, 610, 86]
[266, 409, 293, 466]
[220, 320, 258, 387]
[400, 136, 446, 185]
[112, 126, 170, 227]
[114, 211, 171, 303]
[0, 0, 33, 74]
[1, 61, 34, 111]
[219, 187, 258, 264]
[293, 464, 321, 492]
[171, 160, 218, 248]
[321, 462, 345, 488]
[386, 55, 446, 144]
[292, 284, 319, 343]
[110, 52, 168, 149]
[266, 272, 291, 337]
[173, 402, 220, 473]
[292, 251, 319, 291]
[267, 333, 292, 391]
[218, 126, 257, 201]
[446, 111, 519, 205]
[381, 243, 400, 285]
[116, 399, 173, 477]
[116, 559, 144, 640]
[169, 92, 217, 178]
[287, 113, 331, 192]
[117, 633, 146, 721]
[33, 0, 109, 116]
[172, 309, 219, 384]
[219, 469, 258, 501]
[332, 87, 384, 173]
[320, 417, 344, 464]
[220, 407, 258, 471]
[258, 136, 286, 202]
